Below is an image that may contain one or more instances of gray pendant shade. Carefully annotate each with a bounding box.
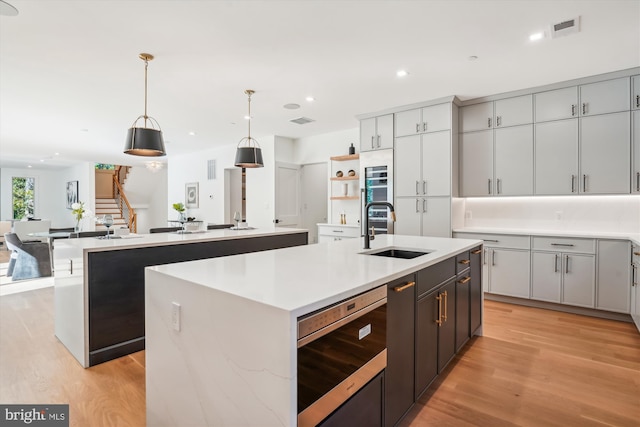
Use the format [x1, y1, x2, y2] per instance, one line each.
[234, 89, 264, 168]
[234, 145, 264, 168]
[124, 127, 166, 157]
[124, 53, 167, 157]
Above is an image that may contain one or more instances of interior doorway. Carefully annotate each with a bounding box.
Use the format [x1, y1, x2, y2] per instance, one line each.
[224, 168, 243, 223]
[299, 162, 327, 244]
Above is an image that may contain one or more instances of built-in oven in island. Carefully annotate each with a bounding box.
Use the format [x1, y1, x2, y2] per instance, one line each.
[297, 285, 387, 427]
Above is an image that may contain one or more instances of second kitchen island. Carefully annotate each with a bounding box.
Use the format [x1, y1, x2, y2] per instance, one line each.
[145, 234, 483, 427]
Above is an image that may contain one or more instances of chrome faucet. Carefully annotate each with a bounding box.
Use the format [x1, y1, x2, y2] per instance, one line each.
[363, 201, 396, 249]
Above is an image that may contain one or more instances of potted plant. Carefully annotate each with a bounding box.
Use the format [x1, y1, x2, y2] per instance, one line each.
[172, 202, 186, 222]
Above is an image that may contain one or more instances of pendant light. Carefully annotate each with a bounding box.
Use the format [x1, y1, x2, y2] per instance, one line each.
[234, 89, 264, 168]
[124, 53, 166, 157]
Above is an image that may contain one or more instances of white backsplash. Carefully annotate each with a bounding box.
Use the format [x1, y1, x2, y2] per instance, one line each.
[455, 196, 640, 233]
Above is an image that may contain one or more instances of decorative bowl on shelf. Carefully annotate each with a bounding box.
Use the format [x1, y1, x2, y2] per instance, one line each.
[348, 170, 356, 176]
[336, 171, 343, 177]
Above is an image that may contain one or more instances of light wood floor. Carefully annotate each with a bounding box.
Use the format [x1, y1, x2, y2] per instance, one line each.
[1, 288, 638, 427]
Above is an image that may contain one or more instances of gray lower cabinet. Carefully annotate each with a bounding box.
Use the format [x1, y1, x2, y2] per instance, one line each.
[596, 240, 631, 313]
[633, 110, 640, 194]
[531, 251, 595, 308]
[485, 248, 530, 298]
[385, 274, 416, 427]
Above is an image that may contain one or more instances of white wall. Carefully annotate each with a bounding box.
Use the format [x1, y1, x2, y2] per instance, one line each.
[0, 162, 94, 228]
[457, 196, 640, 233]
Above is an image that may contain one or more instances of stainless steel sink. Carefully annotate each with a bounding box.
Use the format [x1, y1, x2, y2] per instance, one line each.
[365, 248, 432, 259]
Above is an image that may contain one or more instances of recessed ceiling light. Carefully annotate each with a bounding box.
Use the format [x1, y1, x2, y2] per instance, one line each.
[27, 165, 32, 168]
[396, 70, 409, 78]
[244, 115, 252, 120]
[188, 131, 196, 136]
[80, 128, 89, 132]
[40, 159, 45, 162]
[468, 55, 478, 61]
[54, 152, 60, 156]
[283, 103, 300, 110]
[305, 96, 315, 102]
[529, 32, 545, 41]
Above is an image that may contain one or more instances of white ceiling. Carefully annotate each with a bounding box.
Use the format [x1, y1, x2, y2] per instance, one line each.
[1, 0, 639, 170]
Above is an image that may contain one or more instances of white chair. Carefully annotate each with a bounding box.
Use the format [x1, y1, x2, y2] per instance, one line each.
[12, 220, 51, 242]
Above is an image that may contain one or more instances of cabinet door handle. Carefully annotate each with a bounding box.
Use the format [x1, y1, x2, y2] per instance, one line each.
[393, 281, 415, 292]
[436, 293, 443, 326]
[571, 175, 576, 193]
[69, 259, 73, 275]
[636, 95, 640, 108]
[423, 198, 427, 213]
[423, 180, 427, 195]
[331, 230, 344, 233]
[371, 136, 375, 149]
[459, 259, 471, 265]
[458, 276, 471, 284]
[423, 122, 428, 132]
[471, 249, 482, 255]
[488, 179, 492, 195]
[492, 251, 496, 266]
[415, 199, 420, 213]
[483, 239, 499, 243]
[416, 180, 420, 195]
[582, 103, 587, 115]
[583, 174, 587, 192]
[636, 172, 640, 192]
[571, 104, 576, 116]
[565, 255, 570, 274]
[497, 178, 502, 194]
[632, 264, 637, 287]
[377, 135, 381, 148]
[443, 291, 448, 321]
[488, 117, 492, 128]
[551, 243, 574, 247]
[496, 116, 501, 127]
[416, 123, 420, 133]
[554, 254, 559, 273]
[483, 249, 488, 265]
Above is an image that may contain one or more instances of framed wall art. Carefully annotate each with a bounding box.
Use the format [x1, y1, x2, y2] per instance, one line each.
[66, 180, 79, 209]
[185, 182, 199, 208]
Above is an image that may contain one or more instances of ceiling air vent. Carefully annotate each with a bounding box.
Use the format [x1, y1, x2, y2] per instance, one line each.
[290, 117, 315, 125]
[550, 16, 580, 38]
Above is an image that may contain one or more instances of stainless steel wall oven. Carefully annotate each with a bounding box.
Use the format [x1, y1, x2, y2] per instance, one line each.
[297, 285, 387, 427]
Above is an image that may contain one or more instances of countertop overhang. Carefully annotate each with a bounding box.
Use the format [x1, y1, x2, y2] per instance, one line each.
[146, 234, 482, 317]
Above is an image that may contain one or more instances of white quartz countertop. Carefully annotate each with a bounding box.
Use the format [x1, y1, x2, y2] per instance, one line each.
[453, 227, 640, 246]
[53, 227, 308, 252]
[147, 234, 482, 317]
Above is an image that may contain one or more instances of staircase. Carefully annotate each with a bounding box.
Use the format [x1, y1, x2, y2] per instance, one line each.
[95, 198, 127, 231]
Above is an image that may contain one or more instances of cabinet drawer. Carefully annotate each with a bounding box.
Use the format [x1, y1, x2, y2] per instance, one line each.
[417, 257, 455, 297]
[454, 233, 530, 250]
[532, 236, 595, 253]
[455, 251, 471, 274]
[317, 225, 360, 238]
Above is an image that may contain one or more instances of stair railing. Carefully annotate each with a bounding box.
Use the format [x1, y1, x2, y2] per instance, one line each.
[112, 174, 137, 233]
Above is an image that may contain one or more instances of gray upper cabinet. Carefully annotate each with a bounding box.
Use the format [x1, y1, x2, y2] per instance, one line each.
[633, 110, 640, 193]
[580, 112, 630, 194]
[579, 77, 630, 116]
[460, 95, 532, 133]
[395, 103, 450, 137]
[360, 114, 393, 152]
[494, 125, 533, 196]
[633, 75, 640, 110]
[460, 130, 493, 196]
[494, 95, 533, 128]
[460, 102, 494, 133]
[534, 87, 579, 122]
[535, 119, 579, 195]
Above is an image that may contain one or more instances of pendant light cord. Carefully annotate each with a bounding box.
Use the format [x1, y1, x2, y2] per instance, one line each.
[247, 91, 251, 140]
[143, 57, 149, 127]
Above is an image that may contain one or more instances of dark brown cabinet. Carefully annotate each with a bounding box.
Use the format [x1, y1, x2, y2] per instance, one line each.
[455, 250, 471, 352]
[320, 372, 384, 427]
[469, 246, 483, 335]
[385, 274, 416, 427]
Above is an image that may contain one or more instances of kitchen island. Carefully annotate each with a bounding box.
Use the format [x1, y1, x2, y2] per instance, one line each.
[53, 227, 308, 368]
[145, 234, 482, 427]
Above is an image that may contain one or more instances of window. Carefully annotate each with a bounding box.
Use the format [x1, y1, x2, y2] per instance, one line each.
[12, 177, 35, 219]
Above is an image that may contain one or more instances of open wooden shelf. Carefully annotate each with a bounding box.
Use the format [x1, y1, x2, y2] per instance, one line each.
[330, 175, 359, 181]
[330, 154, 359, 161]
[330, 196, 360, 200]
